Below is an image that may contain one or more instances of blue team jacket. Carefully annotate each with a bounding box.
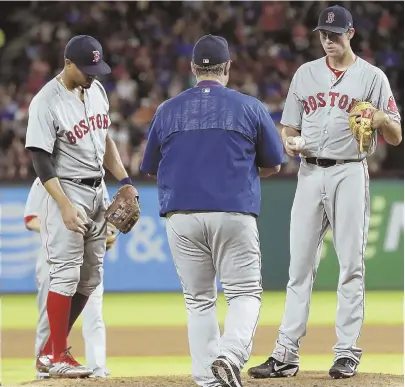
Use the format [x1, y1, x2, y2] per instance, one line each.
[140, 80, 284, 217]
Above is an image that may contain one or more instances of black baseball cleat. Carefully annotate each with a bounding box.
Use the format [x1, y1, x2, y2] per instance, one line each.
[329, 357, 358, 379]
[211, 356, 243, 387]
[247, 356, 299, 378]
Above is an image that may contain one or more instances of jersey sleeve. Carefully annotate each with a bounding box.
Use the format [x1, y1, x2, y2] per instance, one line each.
[280, 71, 303, 130]
[255, 101, 285, 168]
[370, 70, 401, 124]
[95, 80, 111, 115]
[25, 95, 57, 153]
[140, 110, 162, 175]
[24, 178, 46, 218]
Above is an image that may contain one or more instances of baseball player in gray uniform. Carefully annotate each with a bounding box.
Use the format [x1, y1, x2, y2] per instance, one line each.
[248, 5, 402, 380]
[25, 35, 136, 378]
[24, 177, 114, 379]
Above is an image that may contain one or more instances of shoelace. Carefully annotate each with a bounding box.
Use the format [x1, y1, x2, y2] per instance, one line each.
[60, 347, 80, 366]
[265, 357, 276, 366]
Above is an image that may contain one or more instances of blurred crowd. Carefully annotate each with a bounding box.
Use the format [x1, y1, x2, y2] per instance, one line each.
[0, 1, 403, 180]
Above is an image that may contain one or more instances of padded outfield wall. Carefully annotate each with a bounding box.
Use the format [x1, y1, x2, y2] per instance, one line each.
[0, 179, 403, 293]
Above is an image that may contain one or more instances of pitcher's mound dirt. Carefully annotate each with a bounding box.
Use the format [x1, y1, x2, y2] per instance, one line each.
[3, 325, 403, 358]
[16, 373, 404, 387]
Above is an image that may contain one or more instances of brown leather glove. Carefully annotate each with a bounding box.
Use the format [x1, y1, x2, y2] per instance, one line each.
[105, 185, 140, 234]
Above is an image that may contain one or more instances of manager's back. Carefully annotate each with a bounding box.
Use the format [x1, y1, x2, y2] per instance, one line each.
[140, 34, 284, 387]
[143, 81, 282, 216]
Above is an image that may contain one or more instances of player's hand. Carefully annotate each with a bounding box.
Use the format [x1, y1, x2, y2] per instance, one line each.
[349, 108, 388, 131]
[61, 203, 88, 235]
[284, 136, 301, 157]
[348, 109, 374, 124]
[371, 110, 389, 130]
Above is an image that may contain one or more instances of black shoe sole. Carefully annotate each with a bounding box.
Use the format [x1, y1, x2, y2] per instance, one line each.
[329, 369, 356, 379]
[211, 359, 242, 387]
[248, 366, 299, 379]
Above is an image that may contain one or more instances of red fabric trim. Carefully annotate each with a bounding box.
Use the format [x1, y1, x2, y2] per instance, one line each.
[24, 215, 37, 225]
[325, 57, 344, 78]
[45, 196, 50, 263]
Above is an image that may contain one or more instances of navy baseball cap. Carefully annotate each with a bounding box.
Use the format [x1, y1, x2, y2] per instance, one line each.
[64, 35, 111, 76]
[313, 5, 353, 34]
[192, 35, 230, 66]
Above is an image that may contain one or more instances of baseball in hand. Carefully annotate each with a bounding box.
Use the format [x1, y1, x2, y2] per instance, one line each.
[286, 136, 306, 151]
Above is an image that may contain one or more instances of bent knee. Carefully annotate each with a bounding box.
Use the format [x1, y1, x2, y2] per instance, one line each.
[184, 292, 217, 313]
[222, 281, 263, 302]
[77, 266, 103, 297]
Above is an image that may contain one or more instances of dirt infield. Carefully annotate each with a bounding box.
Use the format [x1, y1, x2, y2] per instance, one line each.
[3, 324, 402, 358]
[4, 324, 402, 387]
[15, 373, 405, 387]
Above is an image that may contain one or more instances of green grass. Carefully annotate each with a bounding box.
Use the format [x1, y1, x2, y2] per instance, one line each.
[1, 354, 403, 386]
[1, 291, 402, 385]
[2, 291, 403, 329]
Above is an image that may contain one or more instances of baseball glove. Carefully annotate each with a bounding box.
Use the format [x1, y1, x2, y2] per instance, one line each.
[105, 185, 140, 234]
[348, 101, 377, 153]
[106, 222, 117, 251]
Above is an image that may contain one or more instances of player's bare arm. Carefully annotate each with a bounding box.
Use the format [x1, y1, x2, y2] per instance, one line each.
[104, 134, 135, 182]
[375, 115, 402, 146]
[258, 165, 281, 177]
[103, 134, 141, 231]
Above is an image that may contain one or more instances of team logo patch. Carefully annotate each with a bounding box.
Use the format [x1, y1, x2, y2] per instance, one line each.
[93, 50, 101, 63]
[362, 108, 375, 119]
[387, 96, 398, 113]
[326, 12, 335, 24]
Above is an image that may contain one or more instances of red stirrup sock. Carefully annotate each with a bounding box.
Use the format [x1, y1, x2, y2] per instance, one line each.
[47, 291, 72, 360]
[41, 337, 53, 356]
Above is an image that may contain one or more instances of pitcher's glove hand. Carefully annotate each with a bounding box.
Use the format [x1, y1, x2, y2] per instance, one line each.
[348, 101, 377, 153]
[105, 185, 140, 234]
[106, 222, 117, 251]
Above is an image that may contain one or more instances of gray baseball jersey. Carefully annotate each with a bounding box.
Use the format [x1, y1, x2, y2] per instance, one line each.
[281, 56, 401, 159]
[24, 178, 107, 372]
[25, 78, 110, 179]
[25, 77, 109, 302]
[271, 57, 401, 366]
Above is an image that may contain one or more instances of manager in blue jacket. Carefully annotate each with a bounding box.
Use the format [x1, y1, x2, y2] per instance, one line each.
[141, 34, 284, 387]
